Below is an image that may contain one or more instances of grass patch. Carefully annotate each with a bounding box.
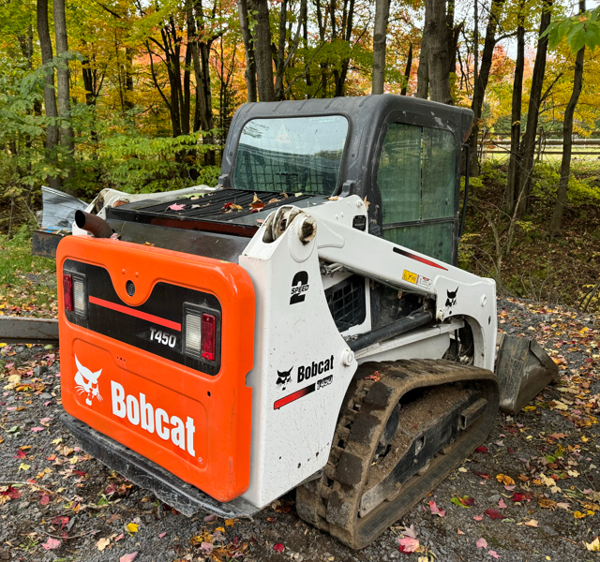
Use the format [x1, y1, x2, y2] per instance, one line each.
[0, 227, 58, 318]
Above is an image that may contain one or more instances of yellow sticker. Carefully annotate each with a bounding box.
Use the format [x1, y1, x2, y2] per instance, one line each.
[402, 270, 417, 284]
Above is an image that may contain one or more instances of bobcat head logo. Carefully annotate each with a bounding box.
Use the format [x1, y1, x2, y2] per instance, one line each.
[74, 355, 103, 406]
[276, 368, 292, 387]
[445, 288, 459, 308]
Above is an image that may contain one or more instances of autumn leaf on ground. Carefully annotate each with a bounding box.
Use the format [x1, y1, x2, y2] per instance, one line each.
[475, 446, 489, 453]
[473, 470, 490, 479]
[498, 499, 507, 509]
[496, 474, 515, 486]
[120, 553, 138, 562]
[538, 498, 557, 510]
[429, 500, 446, 517]
[126, 522, 138, 533]
[402, 525, 417, 539]
[484, 508, 504, 520]
[42, 537, 61, 550]
[586, 537, 600, 552]
[273, 543, 284, 552]
[96, 538, 110, 551]
[398, 537, 420, 553]
[524, 519, 538, 527]
[473, 514, 484, 521]
[167, 203, 186, 211]
[488, 550, 501, 559]
[476, 538, 488, 549]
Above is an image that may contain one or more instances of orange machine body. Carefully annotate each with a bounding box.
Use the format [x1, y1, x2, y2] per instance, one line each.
[57, 235, 255, 502]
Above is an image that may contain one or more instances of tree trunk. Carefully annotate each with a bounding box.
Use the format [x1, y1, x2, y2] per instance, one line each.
[124, 47, 134, 110]
[372, 0, 390, 95]
[549, 0, 585, 236]
[238, 0, 257, 102]
[36, 0, 61, 188]
[248, 0, 275, 102]
[506, 13, 525, 211]
[53, 0, 74, 155]
[426, 0, 452, 104]
[332, 0, 355, 96]
[416, 33, 429, 99]
[187, 3, 216, 165]
[516, 0, 553, 217]
[468, 0, 506, 175]
[401, 43, 413, 95]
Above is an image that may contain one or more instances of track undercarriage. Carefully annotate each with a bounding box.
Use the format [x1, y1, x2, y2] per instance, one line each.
[296, 359, 499, 549]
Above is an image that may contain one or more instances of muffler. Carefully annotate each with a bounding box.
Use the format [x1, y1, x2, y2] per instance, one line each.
[495, 333, 559, 414]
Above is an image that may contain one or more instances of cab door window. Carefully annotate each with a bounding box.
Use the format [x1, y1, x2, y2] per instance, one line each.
[377, 122, 456, 263]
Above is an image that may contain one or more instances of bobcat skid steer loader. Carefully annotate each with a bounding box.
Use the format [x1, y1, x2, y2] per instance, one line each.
[57, 95, 557, 549]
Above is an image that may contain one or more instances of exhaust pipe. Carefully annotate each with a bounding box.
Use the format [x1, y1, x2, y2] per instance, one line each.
[75, 210, 113, 239]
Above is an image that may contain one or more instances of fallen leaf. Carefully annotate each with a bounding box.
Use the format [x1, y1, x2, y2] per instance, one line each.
[398, 537, 420, 553]
[402, 525, 418, 539]
[429, 500, 446, 517]
[496, 474, 515, 486]
[168, 204, 186, 211]
[126, 522, 138, 533]
[476, 538, 488, 549]
[204, 514, 216, 522]
[473, 470, 490, 479]
[475, 446, 489, 453]
[42, 537, 61, 550]
[119, 553, 138, 562]
[96, 538, 110, 551]
[488, 550, 501, 559]
[18, 463, 30, 471]
[158, 532, 167, 538]
[484, 508, 504, 520]
[524, 519, 538, 527]
[498, 499, 507, 509]
[457, 529, 465, 535]
[538, 498, 557, 510]
[574, 511, 587, 519]
[586, 537, 600, 552]
[273, 543, 284, 552]
[31, 427, 45, 432]
[40, 494, 49, 505]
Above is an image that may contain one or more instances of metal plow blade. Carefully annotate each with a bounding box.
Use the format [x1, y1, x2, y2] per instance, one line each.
[495, 333, 559, 415]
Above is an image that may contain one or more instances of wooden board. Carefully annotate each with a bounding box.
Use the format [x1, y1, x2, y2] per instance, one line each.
[0, 316, 59, 345]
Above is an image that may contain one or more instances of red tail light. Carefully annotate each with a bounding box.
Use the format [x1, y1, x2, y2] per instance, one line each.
[201, 313, 216, 361]
[63, 274, 74, 311]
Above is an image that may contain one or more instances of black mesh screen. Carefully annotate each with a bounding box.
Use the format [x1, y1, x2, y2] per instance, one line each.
[325, 276, 366, 332]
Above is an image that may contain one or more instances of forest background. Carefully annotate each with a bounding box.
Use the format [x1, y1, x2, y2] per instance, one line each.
[1, 0, 600, 312]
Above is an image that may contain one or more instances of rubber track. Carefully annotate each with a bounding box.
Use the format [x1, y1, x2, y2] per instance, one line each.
[296, 359, 499, 549]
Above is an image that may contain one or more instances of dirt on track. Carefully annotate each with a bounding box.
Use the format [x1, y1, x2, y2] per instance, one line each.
[0, 298, 598, 562]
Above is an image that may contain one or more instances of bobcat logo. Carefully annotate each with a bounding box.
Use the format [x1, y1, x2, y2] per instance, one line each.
[276, 368, 292, 387]
[74, 355, 103, 406]
[445, 288, 459, 308]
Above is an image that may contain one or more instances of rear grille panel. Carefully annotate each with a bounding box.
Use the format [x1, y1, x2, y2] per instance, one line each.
[107, 189, 313, 233]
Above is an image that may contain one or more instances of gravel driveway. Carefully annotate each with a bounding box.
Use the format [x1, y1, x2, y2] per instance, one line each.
[0, 298, 598, 562]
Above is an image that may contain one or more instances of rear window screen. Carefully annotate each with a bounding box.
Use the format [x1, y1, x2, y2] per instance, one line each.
[232, 116, 349, 195]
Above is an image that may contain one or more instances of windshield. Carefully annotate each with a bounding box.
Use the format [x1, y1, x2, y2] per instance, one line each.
[232, 116, 349, 195]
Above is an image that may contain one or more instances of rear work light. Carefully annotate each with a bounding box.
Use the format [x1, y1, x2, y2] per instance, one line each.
[184, 306, 219, 364]
[63, 272, 87, 316]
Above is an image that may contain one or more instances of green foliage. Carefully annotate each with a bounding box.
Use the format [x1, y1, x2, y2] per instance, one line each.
[530, 162, 600, 206]
[94, 124, 220, 195]
[546, 5, 600, 52]
[0, 228, 57, 316]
